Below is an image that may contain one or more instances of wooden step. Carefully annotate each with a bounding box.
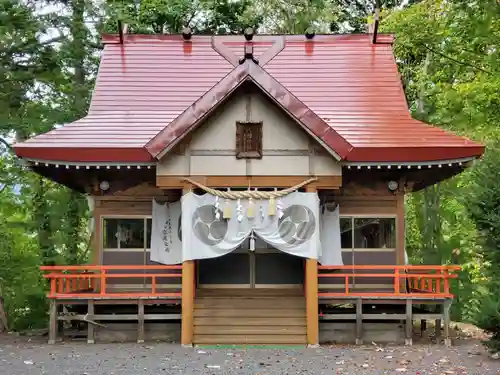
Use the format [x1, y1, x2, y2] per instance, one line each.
[195, 298, 305, 309]
[194, 325, 305, 335]
[193, 291, 307, 346]
[194, 308, 306, 318]
[196, 289, 302, 298]
[194, 316, 306, 326]
[194, 334, 307, 345]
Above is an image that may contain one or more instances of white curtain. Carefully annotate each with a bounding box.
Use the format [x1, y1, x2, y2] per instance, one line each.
[150, 192, 344, 266]
[319, 205, 343, 266]
[151, 200, 183, 264]
[182, 191, 321, 261]
[86, 195, 95, 234]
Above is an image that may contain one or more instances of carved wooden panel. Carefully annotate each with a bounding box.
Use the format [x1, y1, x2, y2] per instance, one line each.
[235, 121, 263, 159]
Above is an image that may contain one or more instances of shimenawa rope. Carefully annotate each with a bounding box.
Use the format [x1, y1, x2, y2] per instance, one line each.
[182, 177, 317, 200]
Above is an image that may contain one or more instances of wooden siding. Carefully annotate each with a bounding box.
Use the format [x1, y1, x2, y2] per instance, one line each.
[93, 184, 181, 274]
[157, 90, 342, 177]
[322, 191, 403, 291]
[91, 183, 405, 293]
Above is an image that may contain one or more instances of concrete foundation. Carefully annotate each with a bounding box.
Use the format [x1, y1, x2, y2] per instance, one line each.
[95, 323, 181, 343]
[319, 322, 405, 344]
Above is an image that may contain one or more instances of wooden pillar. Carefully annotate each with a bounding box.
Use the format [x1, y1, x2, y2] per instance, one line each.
[305, 258, 319, 346]
[137, 299, 145, 343]
[435, 318, 442, 340]
[87, 300, 95, 344]
[48, 300, 57, 345]
[305, 184, 319, 347]
[181, 260, 195, 347]
[443, 300, 451, 346]
[355, 298, 363, 345]
[405, 299, 413, 345]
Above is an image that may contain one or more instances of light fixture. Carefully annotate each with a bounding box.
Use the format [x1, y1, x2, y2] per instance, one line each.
[388, 180, 399, 191]
[244, 27, 254, 41]
[99, 180, 110, 191]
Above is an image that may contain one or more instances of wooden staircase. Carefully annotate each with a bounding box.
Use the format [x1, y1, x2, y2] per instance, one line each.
[193, 289, 307, 345]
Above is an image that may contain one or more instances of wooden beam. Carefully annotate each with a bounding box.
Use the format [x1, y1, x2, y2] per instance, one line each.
[181, 260, 195, 346]
[157, 175, 341, 189]
[58, 313, 182, 321]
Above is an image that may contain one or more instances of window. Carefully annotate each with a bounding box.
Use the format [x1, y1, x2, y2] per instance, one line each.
[340, 217, 396, 249]
[102, 217, 152, 250]
[236, 121, 263, 159]
[340, 218, 353, 249]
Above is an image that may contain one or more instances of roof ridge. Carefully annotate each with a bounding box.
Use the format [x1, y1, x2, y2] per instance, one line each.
[211, 35, 286, 67]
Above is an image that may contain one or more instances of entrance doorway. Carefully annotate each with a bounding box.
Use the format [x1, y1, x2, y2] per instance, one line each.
[197, 237, 305, 289]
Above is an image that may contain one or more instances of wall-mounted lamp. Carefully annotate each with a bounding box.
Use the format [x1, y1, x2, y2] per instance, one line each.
[388, 180, 399, 192]
[99, 180, 110, 191]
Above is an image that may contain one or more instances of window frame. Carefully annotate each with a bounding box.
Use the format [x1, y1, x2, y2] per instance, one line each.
[340, 214, 397, 252]
[100, 215, 152, 252]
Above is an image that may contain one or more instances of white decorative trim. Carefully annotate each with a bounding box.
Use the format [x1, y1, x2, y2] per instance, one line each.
[25, 158, 155, 169]
[343, 156, 476, 170]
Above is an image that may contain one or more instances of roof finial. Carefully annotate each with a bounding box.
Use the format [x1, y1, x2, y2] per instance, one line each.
[372, 0, 381, 44]
[118, 20, 128, 44]
[244, 27, 254, 41]
[182, 26, 192, 41]
[239, 28, 259, 65]
[305, 27, 315, 40]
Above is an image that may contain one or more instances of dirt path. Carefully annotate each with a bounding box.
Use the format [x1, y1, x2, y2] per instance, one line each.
[0, 334, 498, 375]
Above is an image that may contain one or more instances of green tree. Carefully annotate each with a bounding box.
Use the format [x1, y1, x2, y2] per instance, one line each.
[381, 0, 500, 324]
[466, 146, 500, 352]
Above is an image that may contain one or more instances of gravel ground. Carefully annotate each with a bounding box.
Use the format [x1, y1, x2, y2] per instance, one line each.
[0, 335, 498, 375]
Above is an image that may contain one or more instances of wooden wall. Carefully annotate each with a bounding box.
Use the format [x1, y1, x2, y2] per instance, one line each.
[91, 182, 406, 291]
[157, 90, 342, 177]
[93, 184, 181, 288]
[319, 186, 405, 290]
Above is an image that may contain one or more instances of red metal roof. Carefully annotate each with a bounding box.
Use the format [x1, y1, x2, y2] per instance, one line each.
[14, 34, 484, 163]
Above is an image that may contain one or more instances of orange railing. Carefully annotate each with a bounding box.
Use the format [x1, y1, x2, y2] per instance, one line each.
[40, 265, 183, 299]
[318, 265, 460, 298]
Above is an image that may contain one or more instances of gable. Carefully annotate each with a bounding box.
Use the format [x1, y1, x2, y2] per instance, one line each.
[157, 85, 341, 177]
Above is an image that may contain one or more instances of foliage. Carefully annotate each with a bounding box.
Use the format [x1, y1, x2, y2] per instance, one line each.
[103, 0, 263, 34]
[466, 146, 500, 351]
[0, 187, 47, 331]
[382, 0, 500, 335]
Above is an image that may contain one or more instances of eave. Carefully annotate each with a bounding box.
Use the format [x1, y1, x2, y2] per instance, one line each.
[13, 145, 154, 163]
